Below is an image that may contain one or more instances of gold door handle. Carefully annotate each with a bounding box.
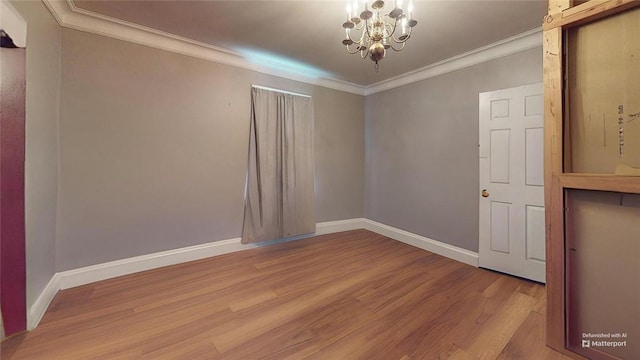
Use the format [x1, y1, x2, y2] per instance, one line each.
[481, 189, 490, 198]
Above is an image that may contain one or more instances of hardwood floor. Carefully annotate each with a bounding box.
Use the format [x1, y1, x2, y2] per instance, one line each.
[1, 230, 574, 359]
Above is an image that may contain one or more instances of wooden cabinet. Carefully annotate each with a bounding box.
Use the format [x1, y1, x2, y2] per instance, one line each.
[543, 1, 640, 359]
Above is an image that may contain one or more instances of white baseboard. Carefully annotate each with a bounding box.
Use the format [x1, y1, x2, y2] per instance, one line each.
[56, 218, 367, 291]
[26, 219, 364, 329]
[28, 274, 61, 330]
[27, 217, 477, 329]
[362, 219, 479, 267]
[315, 218, 366, 234]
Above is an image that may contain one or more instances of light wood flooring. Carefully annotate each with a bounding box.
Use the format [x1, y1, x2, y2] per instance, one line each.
[1, 230, 574, 359]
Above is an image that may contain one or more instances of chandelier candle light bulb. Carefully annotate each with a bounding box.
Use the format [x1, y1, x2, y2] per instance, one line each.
[341, 0, 417, 71]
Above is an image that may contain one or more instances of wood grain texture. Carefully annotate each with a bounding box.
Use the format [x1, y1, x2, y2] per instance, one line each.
[547, 0, 571, 15]
[543, 1, 640, 359]
[543, 0, 640, 29]
[1, 230, 574, 359]
[560, 173, 640, 193]
[543, 25, 570, 356]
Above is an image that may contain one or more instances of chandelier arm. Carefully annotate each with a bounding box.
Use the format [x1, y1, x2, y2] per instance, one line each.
[363, 17, 374, 41]
[390, 26, 413, 44]
[388, 41, 406, 52]
[346, 24, 371, 45]
[390, 34, 408, 44]
[346, 44, 362, 54]
[346, 31, 360, 44]
[381, 22, 393, 42]
[344, 17, 366, 44]
[360, 45, 369, 59]
[387, 18, 399, 38]
[360, 39, 369, 59]
[406, 25, 414, 37]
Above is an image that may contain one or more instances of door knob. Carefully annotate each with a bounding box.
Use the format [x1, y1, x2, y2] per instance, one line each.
[481, 189, 490, 198]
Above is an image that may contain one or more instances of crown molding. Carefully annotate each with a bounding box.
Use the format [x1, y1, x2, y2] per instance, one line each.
[363, 28, 543, 96]
[41, 0, 365, 95]
[42, 1, 542, 97]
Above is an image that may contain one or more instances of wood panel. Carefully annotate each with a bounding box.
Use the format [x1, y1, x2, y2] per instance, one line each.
[543, 0, 640, 30]
[543, 25, 569, 356]
[547, 0, 572, 15]
[544, 1, 640, 359]
[560, 174, 640, 193]
[565, 190, 640, 359]
[566, 6, 640, 174]
[1, 230, 574, 359]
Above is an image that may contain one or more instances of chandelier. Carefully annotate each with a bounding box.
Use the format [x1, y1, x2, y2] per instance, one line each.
[342, 0, 417, 71]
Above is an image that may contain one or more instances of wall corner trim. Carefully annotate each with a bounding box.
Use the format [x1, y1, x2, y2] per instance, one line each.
[27, 218, 478, 330]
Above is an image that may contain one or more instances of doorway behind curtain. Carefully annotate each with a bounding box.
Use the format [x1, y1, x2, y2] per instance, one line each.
[241, 87, 316, 244]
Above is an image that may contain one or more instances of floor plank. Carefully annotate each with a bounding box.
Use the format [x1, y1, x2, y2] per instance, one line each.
[1, 230, 575, 359]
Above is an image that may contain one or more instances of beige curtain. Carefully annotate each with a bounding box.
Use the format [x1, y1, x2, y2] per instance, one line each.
[241, 87, 316, 244]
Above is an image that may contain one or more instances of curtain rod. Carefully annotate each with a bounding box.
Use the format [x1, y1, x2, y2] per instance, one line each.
[251, 85, 311, 98]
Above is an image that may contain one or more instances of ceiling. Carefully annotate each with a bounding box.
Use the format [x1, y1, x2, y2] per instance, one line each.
[72, 0, 548, 87]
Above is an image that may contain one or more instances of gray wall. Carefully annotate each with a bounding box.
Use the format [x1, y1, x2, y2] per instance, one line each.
[56, 29, 364, 271]
[11, 0, 61, 309]
[14, 6, 541, 282]
[364, 47, 543, 252]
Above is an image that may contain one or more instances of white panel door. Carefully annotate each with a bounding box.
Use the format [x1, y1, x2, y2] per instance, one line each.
[479, 83, 545, 283]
